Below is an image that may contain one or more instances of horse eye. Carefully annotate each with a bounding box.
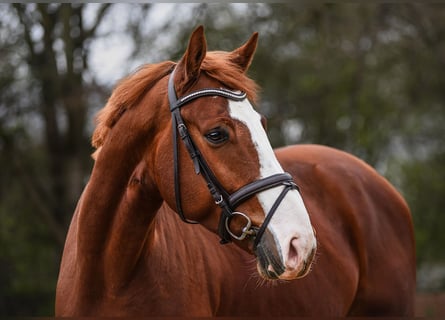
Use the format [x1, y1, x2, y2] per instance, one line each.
[205, 127, 229, 145]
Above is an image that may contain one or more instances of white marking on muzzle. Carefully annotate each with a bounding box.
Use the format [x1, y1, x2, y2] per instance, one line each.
[228, 99, 316, 277]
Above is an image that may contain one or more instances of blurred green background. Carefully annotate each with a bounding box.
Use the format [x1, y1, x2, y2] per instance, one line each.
[1, 3, 444, 315]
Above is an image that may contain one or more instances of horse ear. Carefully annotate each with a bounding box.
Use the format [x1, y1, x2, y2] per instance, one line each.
[176, 25, 207, 92]
[230, 32, 259, 72]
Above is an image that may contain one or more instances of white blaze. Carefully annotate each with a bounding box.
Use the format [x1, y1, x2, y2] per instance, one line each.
[228, 99, 316, 271]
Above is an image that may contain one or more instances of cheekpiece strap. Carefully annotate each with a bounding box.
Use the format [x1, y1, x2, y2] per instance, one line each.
[167, 66, 301, 248]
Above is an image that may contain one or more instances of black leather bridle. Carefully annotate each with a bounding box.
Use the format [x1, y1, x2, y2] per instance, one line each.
[168, 67, 299, 249]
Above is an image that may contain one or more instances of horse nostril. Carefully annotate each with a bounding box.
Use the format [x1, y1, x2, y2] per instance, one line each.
[287, 237, 299, 270]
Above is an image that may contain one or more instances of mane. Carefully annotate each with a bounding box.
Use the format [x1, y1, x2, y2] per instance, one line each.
[91, 61, 175, 154]
[91, 52, 259, 159]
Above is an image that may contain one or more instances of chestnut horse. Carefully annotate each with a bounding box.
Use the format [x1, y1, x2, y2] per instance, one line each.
[56, 26, 415, 316]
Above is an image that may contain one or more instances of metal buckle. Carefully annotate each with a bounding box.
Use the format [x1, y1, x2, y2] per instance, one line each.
[225, 211, 256, 241]
[214, 195, 223, 205]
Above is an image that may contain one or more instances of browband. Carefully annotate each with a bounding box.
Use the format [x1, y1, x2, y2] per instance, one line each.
[168, 69, 246, 111]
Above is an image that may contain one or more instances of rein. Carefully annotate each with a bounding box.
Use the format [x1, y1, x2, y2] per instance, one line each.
[168, 67, 299, 249]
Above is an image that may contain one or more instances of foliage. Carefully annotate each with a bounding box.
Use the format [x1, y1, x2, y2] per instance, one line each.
[0, 3, 444, 315]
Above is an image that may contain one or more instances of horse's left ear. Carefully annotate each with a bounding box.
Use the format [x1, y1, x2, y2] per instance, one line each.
[176, 25, 207, 92]
[230, 32, 259, 72]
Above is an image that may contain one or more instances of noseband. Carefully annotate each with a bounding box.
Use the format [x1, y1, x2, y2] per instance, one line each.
[168, 67, 299, 249]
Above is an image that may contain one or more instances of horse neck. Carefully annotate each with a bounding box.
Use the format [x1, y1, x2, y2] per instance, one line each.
[75, 100, 166, 290]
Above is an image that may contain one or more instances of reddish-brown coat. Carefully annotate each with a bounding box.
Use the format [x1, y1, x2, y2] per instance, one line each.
[55, 26, 415, 316]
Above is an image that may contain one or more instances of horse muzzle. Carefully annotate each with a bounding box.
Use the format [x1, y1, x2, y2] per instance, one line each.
[254, 228, 317, 281]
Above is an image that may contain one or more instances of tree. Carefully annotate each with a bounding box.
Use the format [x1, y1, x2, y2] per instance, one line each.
[7, 3, 111, 245]
[0, 3, 154, 314]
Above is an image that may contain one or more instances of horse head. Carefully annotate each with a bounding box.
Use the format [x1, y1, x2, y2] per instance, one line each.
[91, 26, 316, 281]
[149, 26, 317, 280]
